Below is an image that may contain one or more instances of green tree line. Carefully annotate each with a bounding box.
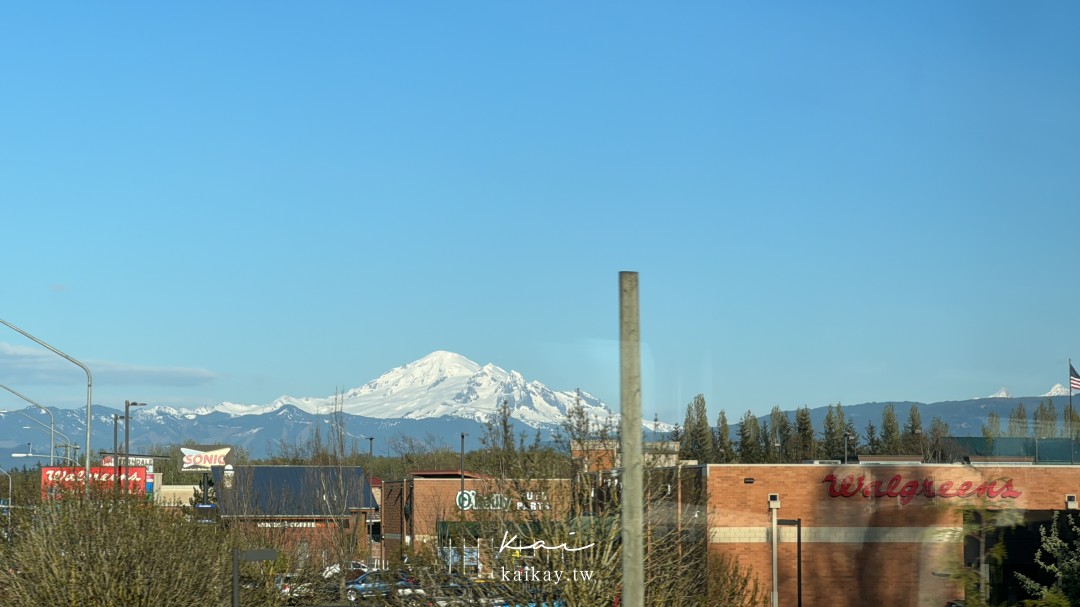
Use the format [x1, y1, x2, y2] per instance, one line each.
[671, 395, 1078, 465]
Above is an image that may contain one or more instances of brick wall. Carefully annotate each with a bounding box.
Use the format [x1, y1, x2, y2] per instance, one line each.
[705, 464, 1080, 607]
[381, 477, 571, 565]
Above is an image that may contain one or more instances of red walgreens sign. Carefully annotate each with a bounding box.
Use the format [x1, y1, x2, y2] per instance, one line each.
[823, 473, 1022, 505]
[41, 467, 148, 494]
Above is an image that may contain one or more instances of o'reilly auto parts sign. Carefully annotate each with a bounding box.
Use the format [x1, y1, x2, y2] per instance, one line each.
[179, 445, 231, 472]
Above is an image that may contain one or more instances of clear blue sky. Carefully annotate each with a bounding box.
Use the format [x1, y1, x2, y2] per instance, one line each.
[2, 2, 1079, 425]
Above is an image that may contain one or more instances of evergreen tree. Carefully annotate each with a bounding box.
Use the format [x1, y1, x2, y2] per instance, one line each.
[669, 423, 683, 444]
[902, 404, 924, 457]
[982, 412, 1002, 440]
[772, 406, 793, 463]
[737, 410, 763, 463]
[760, 420, 775, 462]
[1008, 403, 1029, 438]
[678, 401, 695, 457]
[881, 404, 902, 455]
[820, 404, 841, 460]
[864, 420, 881, 455]
[1035, 398, 1059, 439]
[794, 406, 816, 461]
[843, 421, 860, 462]
[681, 394, 714, 464]
[714, 410, 733, 463]
[1065, 405, 1080, 442]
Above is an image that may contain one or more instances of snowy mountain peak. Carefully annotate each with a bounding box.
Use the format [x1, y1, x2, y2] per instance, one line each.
[1044, 384, 1069, 397]
[989, 387, 1011, 398]
[413, 350, 481, 375]
[346, 351, 480, 400]
[386, 350, 480, 383]
[190, 351, 620, 430]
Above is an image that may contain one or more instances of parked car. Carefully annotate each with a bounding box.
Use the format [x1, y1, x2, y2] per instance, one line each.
[503, 585, 564, 607]
[323, 560, 370, 581]
[482, 583, 532, 607]
[413, 578, 512, 607]
[413, 582, 471, 607]
[275, 573, 316, 604]
[345, 569, 423, 603]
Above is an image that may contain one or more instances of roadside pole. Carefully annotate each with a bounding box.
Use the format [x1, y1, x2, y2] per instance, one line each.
[620, 271, 643, 607]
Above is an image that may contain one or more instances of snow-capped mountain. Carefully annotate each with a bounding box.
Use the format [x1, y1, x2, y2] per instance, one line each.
[988, 387, 1011, 398]
[163, 351, 616, 429]
[0, 351, 670, 469]
[1044, 384, 1069, 397]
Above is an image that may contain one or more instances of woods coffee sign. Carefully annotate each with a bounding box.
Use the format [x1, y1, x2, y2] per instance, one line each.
[41, 467, 148, 494]
[823, 473, 1022, 505]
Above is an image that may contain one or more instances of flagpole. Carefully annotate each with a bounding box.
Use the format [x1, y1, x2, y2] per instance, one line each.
[1071, 359, 1075, 465]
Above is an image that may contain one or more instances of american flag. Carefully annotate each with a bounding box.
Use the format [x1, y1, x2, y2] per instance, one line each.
[1071, 363, 1080, 391]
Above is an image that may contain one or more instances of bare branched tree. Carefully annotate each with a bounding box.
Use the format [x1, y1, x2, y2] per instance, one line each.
[1, 491, 230, 607]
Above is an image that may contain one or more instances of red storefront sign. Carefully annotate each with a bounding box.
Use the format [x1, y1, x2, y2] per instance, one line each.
[822, 473, 1022, 505]
[41, 467, 148, 495]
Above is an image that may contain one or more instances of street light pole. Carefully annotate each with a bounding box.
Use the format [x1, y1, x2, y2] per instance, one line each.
[11, 407, 72, 465]
[113, 415, 120, 491]
[0, 384, 55, 465]
[367, 436, 375, 569]
[460, 427, 468, 574]
[20, 425, 74, 467]
[460, 433, 466, 505]
[0, 319, 93, 481]
[0, 465, 11, 537]
[124, 400, 146, 490]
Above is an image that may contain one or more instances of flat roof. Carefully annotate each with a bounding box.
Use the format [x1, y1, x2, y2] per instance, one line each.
[410, 469, 490, 479]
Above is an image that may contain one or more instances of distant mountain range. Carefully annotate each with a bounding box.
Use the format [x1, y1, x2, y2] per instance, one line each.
[1, 351, 1076, 471]
[0, 351, 621, 469]
[793, 392, 1080, 440]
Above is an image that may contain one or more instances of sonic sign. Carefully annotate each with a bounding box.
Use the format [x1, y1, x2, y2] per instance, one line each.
[179, 445, 231, 472]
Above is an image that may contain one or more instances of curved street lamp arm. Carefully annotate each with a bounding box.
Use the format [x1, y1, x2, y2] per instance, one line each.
[0, 319, 93, 481]
[0, 383, 55, 465]
[8, 410, 73, 446]
[14, 452, 80, 466]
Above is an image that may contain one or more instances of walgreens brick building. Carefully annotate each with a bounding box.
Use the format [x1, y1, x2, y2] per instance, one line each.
[704, 459, 1080, 606]
[377, 458, 1079, 605]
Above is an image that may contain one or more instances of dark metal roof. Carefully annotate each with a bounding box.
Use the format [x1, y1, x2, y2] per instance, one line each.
[212, 465, 377, 517]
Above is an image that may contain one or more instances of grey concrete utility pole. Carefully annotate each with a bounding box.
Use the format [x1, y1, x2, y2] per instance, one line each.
[620, 271, 643, 607]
